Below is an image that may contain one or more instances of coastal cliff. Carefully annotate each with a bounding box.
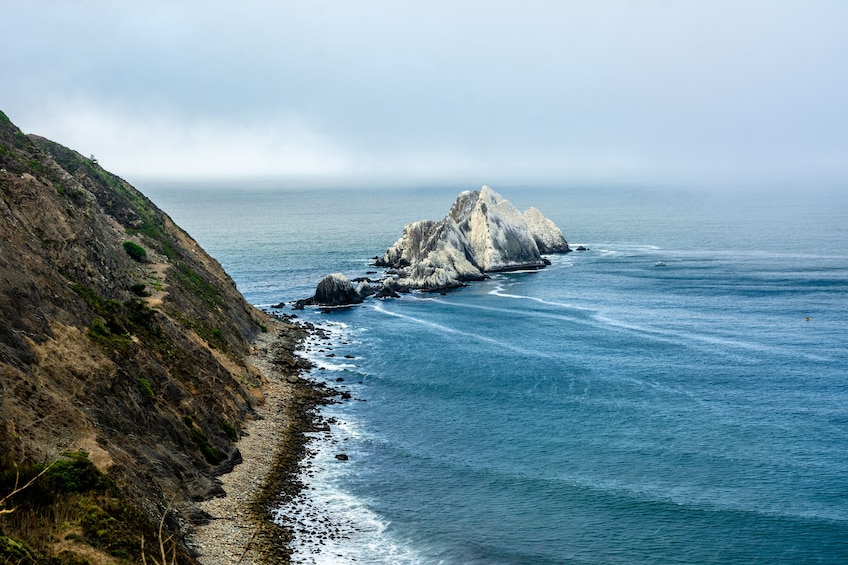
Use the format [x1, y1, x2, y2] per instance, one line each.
[0, 109, 304, 564]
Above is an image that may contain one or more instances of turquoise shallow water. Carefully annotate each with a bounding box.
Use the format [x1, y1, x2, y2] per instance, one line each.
[142, 180, 848, 564]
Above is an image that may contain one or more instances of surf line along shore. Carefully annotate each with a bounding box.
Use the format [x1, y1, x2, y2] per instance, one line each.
[187, 314, 340, 564]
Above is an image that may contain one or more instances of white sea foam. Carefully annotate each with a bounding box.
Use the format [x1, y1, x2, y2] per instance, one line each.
[276, 398, 429, 564]
[297, 320, 362, 370]
[591, 313, 837, 363]
[384, 291, 795, 366]
[277, 471, 429, 564]
[282, 319, 432, 564]
[487, 283, 592, 311]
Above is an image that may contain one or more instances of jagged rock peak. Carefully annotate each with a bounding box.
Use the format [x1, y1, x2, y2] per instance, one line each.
[524, 206, 570, 253]
[376, 186, 568, 291]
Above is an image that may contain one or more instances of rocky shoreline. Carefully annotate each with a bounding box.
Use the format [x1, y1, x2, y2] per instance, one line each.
[188, 316, 337, 565]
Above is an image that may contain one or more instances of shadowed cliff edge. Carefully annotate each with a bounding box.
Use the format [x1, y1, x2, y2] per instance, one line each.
[0, 109, 315, 564]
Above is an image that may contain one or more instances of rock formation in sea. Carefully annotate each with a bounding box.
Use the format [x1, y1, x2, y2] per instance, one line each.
[295, 185, 570, 306]
[524, 206, 571, 253]
[375, 185, 569, 291]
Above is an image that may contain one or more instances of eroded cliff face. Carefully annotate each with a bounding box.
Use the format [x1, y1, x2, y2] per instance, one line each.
[523, 206, 570, 253]
[376, 186, 568, 291]
[0, 109, 278, 563]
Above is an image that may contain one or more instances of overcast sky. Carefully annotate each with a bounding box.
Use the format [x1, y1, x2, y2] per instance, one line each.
[3, 1, 847, 185]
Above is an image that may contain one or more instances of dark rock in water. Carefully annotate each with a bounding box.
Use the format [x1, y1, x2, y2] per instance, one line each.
[335, 453, 349, 461]
[575, 245, 589, 251]
[315, 273, 363, 306]
[295, 273, 375, 308]
[377, 286, 401, 299]
[356, 281, 376, 299]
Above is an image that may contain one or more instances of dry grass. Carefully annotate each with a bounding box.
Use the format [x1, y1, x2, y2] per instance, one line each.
[0, 460, 56, 516]
[141, 509, 177, 565]
[145, 261, 171, 309]
[0, 454, 185, 565]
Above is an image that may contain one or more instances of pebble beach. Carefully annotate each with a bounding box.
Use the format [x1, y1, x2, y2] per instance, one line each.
[187, 317, 329, 565]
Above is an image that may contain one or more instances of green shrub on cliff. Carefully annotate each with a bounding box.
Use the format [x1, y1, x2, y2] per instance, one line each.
[138, 378, 155, 399]
[73, 284, 159, 348]
[0, 451, 193, 564]
[0, 536, 36, 563]
[190, 427, 224, 465]
[123, 240, 147, 262]
[219, 420, 238, 443]
[130, 283, 150, 297]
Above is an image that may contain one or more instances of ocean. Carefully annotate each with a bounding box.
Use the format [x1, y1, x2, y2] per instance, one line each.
[140, 180, 848, 564]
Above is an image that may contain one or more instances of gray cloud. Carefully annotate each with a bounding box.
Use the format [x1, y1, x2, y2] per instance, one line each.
[4, 0, 847, 184]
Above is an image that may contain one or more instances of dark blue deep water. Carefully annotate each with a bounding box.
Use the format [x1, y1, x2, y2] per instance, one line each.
[141, 181, 848, 564]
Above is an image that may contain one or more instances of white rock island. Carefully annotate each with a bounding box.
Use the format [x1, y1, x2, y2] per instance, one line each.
[376, 185, 570, 291]
[294, 186, 570, 307]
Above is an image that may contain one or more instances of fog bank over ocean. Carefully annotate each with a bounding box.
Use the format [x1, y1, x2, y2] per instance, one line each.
[5, 2, 848, 184]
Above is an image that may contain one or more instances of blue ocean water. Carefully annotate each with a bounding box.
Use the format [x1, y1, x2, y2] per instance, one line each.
[141, 180, 848, 564]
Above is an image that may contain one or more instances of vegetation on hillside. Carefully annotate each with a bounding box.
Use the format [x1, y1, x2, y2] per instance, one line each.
[0, 109, 280, 563]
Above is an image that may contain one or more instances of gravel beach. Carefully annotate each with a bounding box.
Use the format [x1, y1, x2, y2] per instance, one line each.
[187, 317, 329, 565]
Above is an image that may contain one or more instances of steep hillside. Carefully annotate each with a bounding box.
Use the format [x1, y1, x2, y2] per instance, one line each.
[0, 109, 282, 563]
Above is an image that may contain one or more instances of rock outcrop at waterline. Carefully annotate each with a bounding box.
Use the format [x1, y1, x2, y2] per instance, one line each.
[298, 186, 570, 307]
[375, 185, 569, 291]
[293, 273, 373, 309]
